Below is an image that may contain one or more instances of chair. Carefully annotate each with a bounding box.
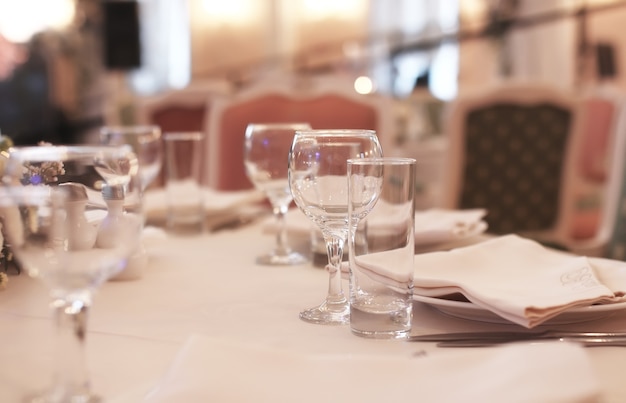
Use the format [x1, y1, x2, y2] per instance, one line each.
[135, 84, 221, 185]
[439, 82, 593, 250]
[569, 89, 624, 240]
[582, 95, 626, 258]
[206, 75, 394, 191]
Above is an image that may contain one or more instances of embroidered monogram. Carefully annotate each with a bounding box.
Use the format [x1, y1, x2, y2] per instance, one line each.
[560, 266, 600, 290]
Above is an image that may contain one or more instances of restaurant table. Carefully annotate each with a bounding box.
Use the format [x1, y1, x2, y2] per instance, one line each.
[0, 220, 625, 402]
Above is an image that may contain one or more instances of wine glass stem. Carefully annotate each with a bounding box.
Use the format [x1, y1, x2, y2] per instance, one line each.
[325, 236, 346, 304]
[50, 296, 92, 398]
[273, 205, 290, 256]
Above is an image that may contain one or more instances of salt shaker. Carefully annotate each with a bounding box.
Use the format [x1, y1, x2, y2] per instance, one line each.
[96, 184, 126, 248]
[97, 184, 147, 280]
[59, 182, 97, 250]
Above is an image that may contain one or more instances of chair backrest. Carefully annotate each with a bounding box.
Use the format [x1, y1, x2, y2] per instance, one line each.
[577, 94, 618, 182]
[567, 89, 625, 240]
[206, 75, 394, 191]
[590, 95, 626, 258]
[441, 82, 588, 245]
[136, 87, 214, 185]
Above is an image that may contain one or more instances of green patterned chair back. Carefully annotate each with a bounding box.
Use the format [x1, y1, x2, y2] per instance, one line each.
[459, 103, 573, 234]
[440, 83, 589, 250]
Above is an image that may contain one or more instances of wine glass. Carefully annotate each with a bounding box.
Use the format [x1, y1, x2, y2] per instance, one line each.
[100, 125, 163, 191]
[1, 145, 143, 402]
[244, 123, 311, 265]
[288, 129, 383, 325]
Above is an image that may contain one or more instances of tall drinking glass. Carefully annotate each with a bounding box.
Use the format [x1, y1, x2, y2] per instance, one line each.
[244, 123, 311, 265]
[1, 145, 143, 402]
[100, 125, 163, 191]
[348, 158, 415, 339]
[288, 130, 382, 325]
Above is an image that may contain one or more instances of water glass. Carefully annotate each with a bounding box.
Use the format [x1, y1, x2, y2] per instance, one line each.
[348, 157, 416, 338]
[100, 125, 163, 191]
[244, 122, 311, 265]
[163, 131, 205, 234]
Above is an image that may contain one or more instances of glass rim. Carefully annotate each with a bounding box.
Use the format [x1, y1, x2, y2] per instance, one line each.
[294, 129, 376, 137]
[246, 122, 312, 130]
[100, 125, 161, 135]
[8, 144, 135, 161]
[347, 157, 416, 165]
[162, 131, 204, 141]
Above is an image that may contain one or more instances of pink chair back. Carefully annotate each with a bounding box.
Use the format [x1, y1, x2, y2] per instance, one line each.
[578, 97, 615, 182]
[208, 78, 392, 191]
[569, 92, 622, 239]
[136, 89, 212, 186]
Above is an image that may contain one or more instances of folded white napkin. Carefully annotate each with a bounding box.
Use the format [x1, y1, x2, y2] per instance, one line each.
[408, 235, 626, 328]
[262, 208, 487, 246]
[143, 187, 265, 228]
[412, 208, 487, 244]
[144, 334, 600, 403]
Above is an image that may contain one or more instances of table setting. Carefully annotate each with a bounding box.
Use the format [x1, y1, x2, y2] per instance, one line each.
[348, 234, 626, 329]
[2, 127, 626, 403]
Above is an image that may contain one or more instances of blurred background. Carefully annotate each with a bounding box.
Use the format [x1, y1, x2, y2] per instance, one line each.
[0, 0, 623, 146]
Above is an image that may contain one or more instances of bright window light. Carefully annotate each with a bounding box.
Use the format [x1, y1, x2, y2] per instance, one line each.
[302, 0, 365, 20]
[393, 52, 430, 97]
[430, 43, 459, 101]
[0, 0, 75, 43]
[201, 0, 258, 26]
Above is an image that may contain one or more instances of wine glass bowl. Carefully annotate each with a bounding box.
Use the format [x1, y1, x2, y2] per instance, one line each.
[244, 122, 311, 265]
[100, 125, 162, 191]
[288, 129, 383, 325]
[1, 145, 143, 402]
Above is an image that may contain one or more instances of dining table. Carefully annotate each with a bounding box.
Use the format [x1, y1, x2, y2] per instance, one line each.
[0, 213, 625, 402]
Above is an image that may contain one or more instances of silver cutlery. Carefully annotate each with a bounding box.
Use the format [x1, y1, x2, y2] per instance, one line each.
[436, 338, 626, 348]
[407, 330, 626, 343]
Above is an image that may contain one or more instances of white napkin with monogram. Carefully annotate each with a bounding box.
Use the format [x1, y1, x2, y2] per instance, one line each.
[412, 235, 626, 328]
[143, 334, 600, 403]
[412, 208, 487, 244]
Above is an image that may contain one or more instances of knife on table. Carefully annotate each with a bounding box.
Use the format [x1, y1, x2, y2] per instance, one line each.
[407, 330, 626, 342]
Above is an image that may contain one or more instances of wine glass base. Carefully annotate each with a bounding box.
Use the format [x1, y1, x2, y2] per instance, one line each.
[256, 251, 307, 266]
[299, 300, 350, 325]
[25, 390, 101, 403]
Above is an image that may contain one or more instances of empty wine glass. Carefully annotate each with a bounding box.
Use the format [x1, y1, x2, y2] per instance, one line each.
[1, 145, 143, 402]
[100, 125, 162, 191]
[288, 129, 382, 325]
[244, 123, 311, 265]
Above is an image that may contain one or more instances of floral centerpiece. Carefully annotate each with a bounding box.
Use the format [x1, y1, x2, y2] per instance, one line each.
[0, 133, 13, 289]
[0, 138, 63, 289]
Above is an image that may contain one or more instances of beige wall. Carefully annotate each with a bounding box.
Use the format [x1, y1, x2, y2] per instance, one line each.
[457, 0, 626, 94]
[189, 0, 369, 78]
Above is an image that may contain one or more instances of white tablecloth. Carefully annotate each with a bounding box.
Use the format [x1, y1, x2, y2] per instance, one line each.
[0, 222, 625, 402]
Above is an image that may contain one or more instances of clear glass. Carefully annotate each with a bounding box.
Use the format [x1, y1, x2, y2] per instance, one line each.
[100, 125, 163, 191]
[1, 145, 143, 402]
[288, 129, 383, 325]
[163, 131, 206, 234]
[244, 123, 311, 265]
[348, 158, 415, 339]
